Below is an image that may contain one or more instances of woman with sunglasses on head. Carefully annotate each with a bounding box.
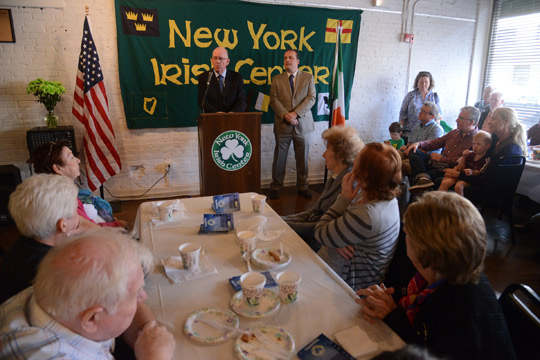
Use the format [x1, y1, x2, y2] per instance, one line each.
[29, 141, 127, 229]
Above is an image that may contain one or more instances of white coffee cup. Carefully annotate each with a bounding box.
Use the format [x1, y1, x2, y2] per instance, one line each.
[178, 243, 201, 271]
[158, 204, 173, 222]
[240, 272, 266, 306]
[251, 194, 267, 213]
[276, 271, 302, 303]
[237, 230, 258, 255]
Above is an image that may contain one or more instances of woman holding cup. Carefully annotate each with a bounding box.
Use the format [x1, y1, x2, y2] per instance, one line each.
[283, 126, 364, 252]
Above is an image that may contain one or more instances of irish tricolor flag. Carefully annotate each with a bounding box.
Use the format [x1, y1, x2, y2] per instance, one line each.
[331, 23, 345, 127]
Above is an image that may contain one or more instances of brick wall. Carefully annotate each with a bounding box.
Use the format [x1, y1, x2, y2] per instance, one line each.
[0, 0, 490, 199]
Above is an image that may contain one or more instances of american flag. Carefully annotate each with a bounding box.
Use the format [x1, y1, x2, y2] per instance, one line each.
[72, 16, 121, 191]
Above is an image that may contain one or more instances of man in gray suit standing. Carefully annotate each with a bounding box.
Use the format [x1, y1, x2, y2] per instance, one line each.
[269, 49, 316, 199]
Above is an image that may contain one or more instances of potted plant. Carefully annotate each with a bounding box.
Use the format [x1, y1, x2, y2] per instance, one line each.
[26, 78, 66, 129]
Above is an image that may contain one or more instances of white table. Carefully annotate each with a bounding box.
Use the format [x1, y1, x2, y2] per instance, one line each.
[138, 193, 404, 359]
[517, 160, 540, 204]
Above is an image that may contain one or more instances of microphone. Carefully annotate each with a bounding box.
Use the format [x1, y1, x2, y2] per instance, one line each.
[201, 71, 213, 114]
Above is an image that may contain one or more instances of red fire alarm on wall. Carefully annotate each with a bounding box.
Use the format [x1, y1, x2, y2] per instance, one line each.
[404, 33, 414, 43]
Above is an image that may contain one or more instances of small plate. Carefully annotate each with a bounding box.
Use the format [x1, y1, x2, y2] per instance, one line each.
[184, 307, 239, 344]
[234, 325, 295, 360]
[251, 248, 291, 270]
[230, 289, 280, 318]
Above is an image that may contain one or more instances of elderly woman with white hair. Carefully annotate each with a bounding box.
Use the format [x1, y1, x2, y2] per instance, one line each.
[0, 174, 93, 304]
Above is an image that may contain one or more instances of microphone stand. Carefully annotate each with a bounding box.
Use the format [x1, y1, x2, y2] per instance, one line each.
[201, 71, 213, 114]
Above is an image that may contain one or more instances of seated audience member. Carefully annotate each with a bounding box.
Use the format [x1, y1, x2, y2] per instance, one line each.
[400, 102, 444, 176]
[459, 107, 527, 200]
[478, 91, 504, 131]
[282, 126, 364, 252]
[474, 85, 493, 112]
[527, 120, 540, 146]
[29, 141, 127, 228]
[315, 143, 401, 291]
[356, 191, 516, 360]
[436, 115, 452, 134]
[0, 228, 175, 360]
[0, 174, 95, 304]
[438, 131, 491, 196]
[407, 106, 480, 193]
[385, 122, 405, 149]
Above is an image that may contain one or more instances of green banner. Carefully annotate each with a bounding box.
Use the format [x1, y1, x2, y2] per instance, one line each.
[115, 0, 362, 129]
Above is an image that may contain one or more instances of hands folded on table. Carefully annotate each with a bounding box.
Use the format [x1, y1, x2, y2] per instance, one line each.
[355, 284, 397, 323]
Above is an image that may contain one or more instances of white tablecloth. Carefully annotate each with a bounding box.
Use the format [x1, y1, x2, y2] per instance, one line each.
[517, 160, 540, 203]
[138, 193, 404, 359]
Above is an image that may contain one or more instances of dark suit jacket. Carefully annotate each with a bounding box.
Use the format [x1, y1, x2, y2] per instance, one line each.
[270, 70, 316, 136]
[198, 70, 246, 113]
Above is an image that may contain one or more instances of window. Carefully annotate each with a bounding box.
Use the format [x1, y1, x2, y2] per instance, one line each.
[485, 0, 540, 129]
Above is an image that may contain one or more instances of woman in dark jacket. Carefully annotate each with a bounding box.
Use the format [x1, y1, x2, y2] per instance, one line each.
[356, 191, 516, 360]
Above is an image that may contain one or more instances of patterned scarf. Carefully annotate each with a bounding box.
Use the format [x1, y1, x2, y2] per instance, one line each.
[398, 272, 445, 325]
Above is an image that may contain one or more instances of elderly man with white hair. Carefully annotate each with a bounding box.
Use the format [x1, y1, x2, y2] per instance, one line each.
[478, 91, 504, 131]
[0, 173, 96, 304]
[0, 228, 175, 360]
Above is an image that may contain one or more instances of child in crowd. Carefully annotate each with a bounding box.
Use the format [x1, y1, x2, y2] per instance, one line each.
[385, 122, 405, 149]
[439, 130, 491, 196]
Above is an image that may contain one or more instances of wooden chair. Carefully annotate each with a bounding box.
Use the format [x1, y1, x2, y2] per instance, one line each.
[479, 155, 526, 244]
[499, 283, 540, 360]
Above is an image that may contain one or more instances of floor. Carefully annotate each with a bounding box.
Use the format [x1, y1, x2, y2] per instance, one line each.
[1, 185, 539, 296]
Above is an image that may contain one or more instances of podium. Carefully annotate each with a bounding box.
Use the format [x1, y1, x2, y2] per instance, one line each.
[198, 112, 262, 196]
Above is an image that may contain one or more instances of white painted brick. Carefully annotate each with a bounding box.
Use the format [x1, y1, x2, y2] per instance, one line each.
[0, 0, 490, 198]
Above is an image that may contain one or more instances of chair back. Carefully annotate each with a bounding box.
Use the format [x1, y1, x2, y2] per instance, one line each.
[384, 223, 416, 302]
[482, 155, 526, 209]
[499, 283, 540, 359]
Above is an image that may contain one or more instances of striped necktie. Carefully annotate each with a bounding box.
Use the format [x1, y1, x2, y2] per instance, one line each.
[218, 74, 224, 95]
[289, 74, 294, 95]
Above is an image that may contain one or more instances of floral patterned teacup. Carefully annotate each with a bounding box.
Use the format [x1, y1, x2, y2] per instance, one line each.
[276, 271, 302, 303]
[178, 243, 201, 271]
[251, 194, 267, 213]
[237, 230, 258, 255]
[240, 272, 266, 306]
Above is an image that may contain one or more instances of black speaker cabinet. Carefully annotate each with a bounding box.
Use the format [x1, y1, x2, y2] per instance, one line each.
[26, 125, 77, 157]
[0, 165, 22, 225]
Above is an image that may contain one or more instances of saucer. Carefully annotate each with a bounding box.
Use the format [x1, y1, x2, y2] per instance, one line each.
[230, 289, 280, 318]
[251, 248, 291, 270]
[234, 325, 295, 360]
[184, 307, 239, 344]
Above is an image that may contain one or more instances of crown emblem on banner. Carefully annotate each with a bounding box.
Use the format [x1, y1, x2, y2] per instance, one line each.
[134, 23, 147, 31]
[125, 11, 138, 21]
[142, 13, 154, 22]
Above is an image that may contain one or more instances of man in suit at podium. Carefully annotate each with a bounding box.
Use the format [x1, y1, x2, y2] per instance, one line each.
[198, 47, 246, 113]
[269, 49, 316, 200]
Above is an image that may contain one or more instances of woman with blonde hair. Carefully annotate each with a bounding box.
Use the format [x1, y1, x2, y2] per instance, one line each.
[315, 142, 401, 291]
[356, 191, 516, 359]
[283, 126, 364, 252]
[458, 107, 526, 198]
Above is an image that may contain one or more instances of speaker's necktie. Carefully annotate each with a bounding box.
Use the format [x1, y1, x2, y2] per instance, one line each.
[218, 75, 224, 95]
[289, 74, 294, 95]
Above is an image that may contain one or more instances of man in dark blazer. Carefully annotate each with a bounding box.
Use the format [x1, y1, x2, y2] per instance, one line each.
[269, 49, 316, 199]
[197, 47, 246, 113]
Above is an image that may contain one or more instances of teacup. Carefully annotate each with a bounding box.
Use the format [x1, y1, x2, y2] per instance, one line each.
[237, 230, 258, 255]
[178, 243, 201, 271]
[240, 272, 266, 306]
[158, 204, 173, 222]
[251, 194, 267, 213]
[276, 271, 301, 303]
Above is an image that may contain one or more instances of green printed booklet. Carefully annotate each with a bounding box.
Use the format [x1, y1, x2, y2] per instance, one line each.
[212, 193, 241, 213]
[198, 213, 234, 234]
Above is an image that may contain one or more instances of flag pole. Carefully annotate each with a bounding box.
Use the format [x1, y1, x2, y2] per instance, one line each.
[322, 23, 342, 188]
